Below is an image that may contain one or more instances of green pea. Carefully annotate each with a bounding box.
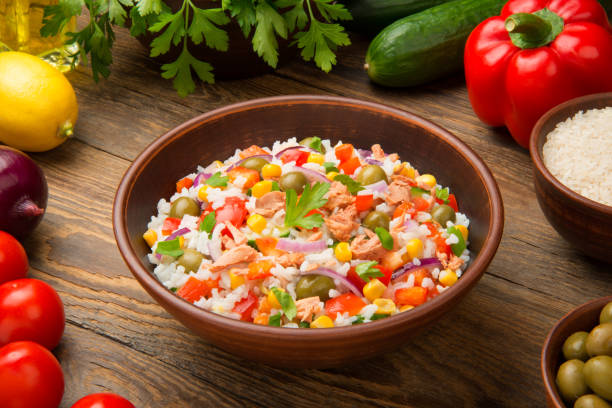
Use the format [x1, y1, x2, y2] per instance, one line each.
[169, 197, 200, 218]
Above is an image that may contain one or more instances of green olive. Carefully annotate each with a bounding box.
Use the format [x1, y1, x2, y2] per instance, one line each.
[295, 275, 336, 301]
[600, 302, 612, 324]
[169, 197, 200, 218]
[299, 137, 326, 153]
[356, 164, 388, 185]
[584, 356, 612, 401]
[574, 395, 612, 408]
[279, 171, 308, 194]
[431, 204, 456, 227]
[586, 323, 612, 357]
[556, 359, 589, 403]
[564, 332, 590, 361]
[241, 157, 269, 173]
[363, 210, 390, 231]
[177, 249, 204, 273]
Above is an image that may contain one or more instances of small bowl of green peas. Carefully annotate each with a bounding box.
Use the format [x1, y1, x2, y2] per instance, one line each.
[542, 296, 612, 408]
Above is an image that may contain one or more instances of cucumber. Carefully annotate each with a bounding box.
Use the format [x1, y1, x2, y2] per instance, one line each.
[341, 0, 453, 35]
[365, 0, 506, 87]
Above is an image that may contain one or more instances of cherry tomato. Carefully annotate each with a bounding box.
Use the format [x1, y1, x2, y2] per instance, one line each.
[0, 231, 28, 285]
[72, 393, 135, 408]
[215, 197, 247, 228]
[0, 279, 65, 349]
[0, 341, 64, 408]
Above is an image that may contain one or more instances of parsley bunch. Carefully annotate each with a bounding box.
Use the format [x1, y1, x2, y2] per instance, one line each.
[41, 0, 352, 96]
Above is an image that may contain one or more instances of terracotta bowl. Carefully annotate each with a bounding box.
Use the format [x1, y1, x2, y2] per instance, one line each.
[530, 92, 612, 263]
[541, 296, 612, 408]
[113, 95, 504, 368]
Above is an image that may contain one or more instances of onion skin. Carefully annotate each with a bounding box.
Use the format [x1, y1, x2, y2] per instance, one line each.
[0, 147, 48, 238]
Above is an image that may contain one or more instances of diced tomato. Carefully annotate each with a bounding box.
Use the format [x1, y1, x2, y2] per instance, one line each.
[232, 291, 258, 321]
[423, 222, 451, 256]
[162, 217, 182, 235]
[374, 265, 393, 286]
[177, 277, 219, 303]
[240, 145, 269, 159]
[355, 194, 373, 212]
[395, 286, 428, 306]
[448, 194, 459, 212]
[325, 293, 366, 320]
[280, 149, 309, 166]
[255, 237, 280, 256]
[335, 143, 354, 163]
[393, 202, 415, 219]
[412, 196, 430, 212]
[410, 268, 430, 286]
[227, 167, 260, 189]
[346, 266, 365, 291]
[338, 156, 361, 175]
[176, 177, 193, 193]
[216, 197, 248, 228]
[247, 260, 274, 280]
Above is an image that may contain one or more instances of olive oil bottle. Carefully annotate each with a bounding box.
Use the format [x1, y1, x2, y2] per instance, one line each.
[0, 0, 78, 71]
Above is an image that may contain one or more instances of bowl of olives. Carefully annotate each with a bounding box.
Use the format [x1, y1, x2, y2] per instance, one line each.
[113, 95, 503, 368]
[542, 296, 612, 408]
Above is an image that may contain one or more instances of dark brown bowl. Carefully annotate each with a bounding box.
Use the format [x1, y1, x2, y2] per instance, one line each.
[113, 95, 504, 368]
[530, 92, 612, 263]
[541, 296, 612, 408]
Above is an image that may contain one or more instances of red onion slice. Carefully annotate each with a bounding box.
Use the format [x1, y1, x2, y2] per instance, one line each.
[364, 180, 388, 193]
[364, 158, 383, 165]
[286, 165, 329, 183]
[403, 219, 418, 231]
[301, 268, 363, 299]
[274, 145, 318, 158]
[357, 148, 372, 158]
[391, 257, 442, 281]
[226, 155, 273, 172]
[276, 238, 327, 253]
[193, 172, 212, 186]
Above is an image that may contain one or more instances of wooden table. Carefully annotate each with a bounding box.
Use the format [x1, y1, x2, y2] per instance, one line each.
[23, 20, 610, 408]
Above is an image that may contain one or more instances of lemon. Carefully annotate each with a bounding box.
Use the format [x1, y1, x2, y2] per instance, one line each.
[0, 52, 78, 152]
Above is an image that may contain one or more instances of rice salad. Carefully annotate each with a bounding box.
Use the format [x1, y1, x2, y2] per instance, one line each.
[143, 138, 471, 328]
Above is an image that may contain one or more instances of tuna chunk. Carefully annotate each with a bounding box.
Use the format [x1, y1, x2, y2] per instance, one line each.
[448, 255, 464, 270]
[253, 191, 285, 218]
[372, 144, 385, 161]
[350, 229, 386, 260]
[324, 181, 355, 210]
[226, 222, 247, 246]
[276, 252, 305, 268]
[296, 296, 322, 323]
[385, 175, 412, 206]
[210, 245, 258, 272]
[325, 204, 359, 241]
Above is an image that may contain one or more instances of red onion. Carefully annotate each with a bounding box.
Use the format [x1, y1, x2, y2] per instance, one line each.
[403, 219, 418, 231]
[0, 147, 47, 238]
[364, 180, 388, 193]
[274, 145, 318, 158]
[301, 267, 363, 298]
[193, 172, 212, 186]
[276, 238, 327, 253]
[365, 158, 383, 165]
[226, 155, 272, 172]
[357, 148, 372, 158]
[286, 165, 329, 183]
[391, 257, 442, 281]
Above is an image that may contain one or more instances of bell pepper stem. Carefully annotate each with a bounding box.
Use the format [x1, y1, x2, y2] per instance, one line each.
[505, 13, 551, 41]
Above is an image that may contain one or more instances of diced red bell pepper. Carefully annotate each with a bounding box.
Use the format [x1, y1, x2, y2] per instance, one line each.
[393, 202, 415, 219]
[233, 291, 258, 321]
[255, 237, 283, 257]
[355, 194, 374, 212]
[162, 217, 182, 235]
[247, 260, 274, 280]
[216, 197, 248, 228]
[346, 266, 365, 292]
[280, 149, 310, 166]
[410, 268, 430, 287]
[240, 145, 269, 159]
[448, 194, 458, 212]
[227, 167, 260, 189]
[412, 196, 430, 212]
[176, 177, 193, 193]
[374, 265, 392, 286]
[338, 156, 361, 175]
[395, 286, 428, 306]
[177, 277, 219, 303]
[325, 293, 366, 320]
[335, 143, 354, 163]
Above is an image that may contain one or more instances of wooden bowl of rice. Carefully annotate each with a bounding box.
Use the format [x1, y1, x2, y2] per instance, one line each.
[530, 92, 612, 263]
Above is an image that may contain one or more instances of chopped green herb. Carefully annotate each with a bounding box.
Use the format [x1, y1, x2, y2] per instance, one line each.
[206, 171, 229, 187]
[435, 187, 450, 203]
[284, 182, 330, 229]
[355, 261, 383, 282]
[271, 181, 280, 191]
[155, 238, 184, 258]
[352, 315, 365, 325]
[279, 230, 291, 238]
[323, 162, 339, 174]
[370, 313, 388, 321]
[447, 226, 466, 256]
[298, 321, 310, 328]
[375, 227, 394, 251]
[246, 188, 252, 196]
[333, 174, 364, 194]
[271, 287, 297, 320]
[410, 186, 429, 197]
[307, 136, 323, 153]
[170, 287, 178, 292]
[268, 312, 282, 327]
[199, 211, 216, 234]
[247, 239, 259, 251]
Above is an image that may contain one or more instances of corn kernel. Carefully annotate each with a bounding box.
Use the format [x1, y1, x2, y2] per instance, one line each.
[326, 171, 339, 181]
[439, 269, 458, 287]
[363, 278, 386, 302]
[267, 288, 285, 310]
[252, 180, 273, 198]
[261, 163, 282, 179]
[400, 305, 415, 313]
[307, 153, 325, 165]
[213, 160, 224, 168]
[178, 236, 185, 248]
[334, 242, 352, 262]
[401, 164, 416, 179]
[374, 298, 396, 315]
[416, 174, 436, 188]
[405, 238, 423, 260]
[455, 225, 468, 241]
[143, 229, 157, 247]
[311, 315, 334, 328]
[247, 214, 267, 234]
[198, 185, 211, 201]
[229, 270, 246, 289]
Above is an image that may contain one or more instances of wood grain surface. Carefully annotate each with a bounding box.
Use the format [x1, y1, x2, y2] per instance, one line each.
[21, 19, 611, 408]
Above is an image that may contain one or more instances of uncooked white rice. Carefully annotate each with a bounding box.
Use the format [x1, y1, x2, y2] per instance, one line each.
[542, 107, 612, 206]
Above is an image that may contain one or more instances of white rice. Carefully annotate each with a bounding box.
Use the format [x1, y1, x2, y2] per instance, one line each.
[542, 107, 612, 206]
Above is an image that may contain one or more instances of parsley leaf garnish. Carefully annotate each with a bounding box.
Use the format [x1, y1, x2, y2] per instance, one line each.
[333, 174, 364, 194]
[355, 261, 383, 282]
[435, 187, 450, 203]
[199, 211, 216, 233]
[155, 238, 184, 258]
[206, 171, 229, 187]
[271, 287, 297, 320]
[323, 162, 339, 174]
[284, 182, 330, 229]
[268, 312, 282, 326]
[307, 136, 323, 153]
[375, 227, 394, 250]
[352, 315, 365, 325]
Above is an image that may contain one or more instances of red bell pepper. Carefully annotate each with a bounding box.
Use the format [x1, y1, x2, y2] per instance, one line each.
[232, 291, 258, 321]
[465, 0, 612, 148]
